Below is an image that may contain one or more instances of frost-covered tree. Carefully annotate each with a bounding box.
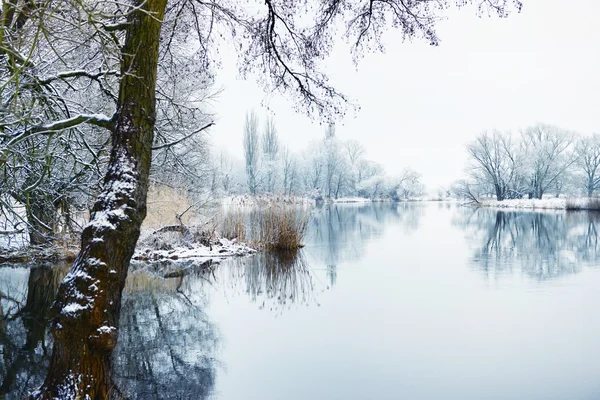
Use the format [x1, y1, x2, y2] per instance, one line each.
[345, 140, 365, 194]
[281, 146, 298, 196]
[467, 131, 523, 201]
[574, 134, 600, 197]
[301, 141, 325, 194]
[262, 117, 280, 193]
[243, 110, 261, 195]
[521, 124, 577, 199]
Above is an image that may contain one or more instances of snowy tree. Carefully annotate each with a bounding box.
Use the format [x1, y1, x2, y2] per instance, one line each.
[243, 110, 261, 195]
[262, 117, 280, 193]
[301, 141, 325, 194]
[467, 131, 523, 201]
[395, 168, 425, 199]
[574, 134, 600, 197]
[345, 140, 366, 194]
[521, 124, 577, 199]
[281, 146, 298, 196]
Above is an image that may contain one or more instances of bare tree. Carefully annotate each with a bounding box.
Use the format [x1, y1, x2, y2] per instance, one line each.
[521, 124, 577, 199]
[243, 110, 260, 195]
[467, 131, 522, 201]
[281, 146, 298, 196]
[345, 140, 365, 193]
[324, 137, 346, 198]
[575, 134, 600, 197]
[451, 180, 481, 204]
[262, 116, 280, 193]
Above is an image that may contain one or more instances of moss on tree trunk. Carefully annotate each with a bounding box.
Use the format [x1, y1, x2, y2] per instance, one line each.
[31, 0, 168, 397]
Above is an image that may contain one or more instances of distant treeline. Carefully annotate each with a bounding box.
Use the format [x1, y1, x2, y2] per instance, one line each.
[454, 123, 600, 201]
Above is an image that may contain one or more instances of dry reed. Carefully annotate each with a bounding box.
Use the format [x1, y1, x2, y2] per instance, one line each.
[218, 203, 310, 250]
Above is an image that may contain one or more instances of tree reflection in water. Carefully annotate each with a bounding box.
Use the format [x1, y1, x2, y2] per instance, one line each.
[113, 287, 218, 399]
[306, 202, 424, 286]
[0, 263, 66, 398]
[0, 264, 218, 399]
[225, 250, 317, 310]
[456, 208, 600, 280]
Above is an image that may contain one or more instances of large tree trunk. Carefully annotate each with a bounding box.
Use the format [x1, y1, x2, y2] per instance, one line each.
[31, 0, 167, 398]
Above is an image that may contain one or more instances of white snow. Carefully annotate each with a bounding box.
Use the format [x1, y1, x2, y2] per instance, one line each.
[96, 325, 116, 334]
[332, 197, 372, 203]
[134, 237, 256, 262]
[62, 302, 90, 315]
[480, 198, 600, 210]
[85, 210, 116, 231]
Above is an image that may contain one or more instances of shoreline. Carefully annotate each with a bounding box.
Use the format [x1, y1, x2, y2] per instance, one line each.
[477, 198, 600, 212]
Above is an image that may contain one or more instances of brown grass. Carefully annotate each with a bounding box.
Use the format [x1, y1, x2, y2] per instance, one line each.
[143, 184, 205, 230]
[254, 204, 310, 250]
[217, 204, 310, 250]
[218, 209, 247, 241]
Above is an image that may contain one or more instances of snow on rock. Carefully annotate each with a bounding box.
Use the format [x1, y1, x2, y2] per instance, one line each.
[133, 236, 256, 263]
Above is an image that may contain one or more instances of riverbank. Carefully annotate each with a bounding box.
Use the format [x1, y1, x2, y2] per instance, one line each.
[479, 197, 600, 211]
[0, 230, 257, 265]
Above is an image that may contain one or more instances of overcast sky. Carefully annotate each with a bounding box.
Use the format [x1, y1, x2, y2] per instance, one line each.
[206, 0, 600, 191]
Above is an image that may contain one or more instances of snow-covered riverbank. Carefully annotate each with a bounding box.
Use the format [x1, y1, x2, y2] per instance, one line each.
[480, 198, 600, 211]
[133, 237, 256, 262]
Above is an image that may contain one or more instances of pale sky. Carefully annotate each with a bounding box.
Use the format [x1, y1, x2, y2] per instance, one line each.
[207, 0, 600, 190]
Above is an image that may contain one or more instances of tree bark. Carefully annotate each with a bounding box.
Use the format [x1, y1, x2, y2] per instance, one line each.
[31, 0, 168, 398]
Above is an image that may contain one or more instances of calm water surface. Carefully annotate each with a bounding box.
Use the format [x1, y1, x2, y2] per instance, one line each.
[2, 202, 600, 399]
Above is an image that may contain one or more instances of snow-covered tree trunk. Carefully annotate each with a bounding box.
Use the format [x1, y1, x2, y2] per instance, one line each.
[32, 0, 167, 397]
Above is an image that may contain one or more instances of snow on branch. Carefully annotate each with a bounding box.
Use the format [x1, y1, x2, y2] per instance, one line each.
[151, 122, 214, 150]
[37, 69, 120, 85]
[0, 113, 115, 166]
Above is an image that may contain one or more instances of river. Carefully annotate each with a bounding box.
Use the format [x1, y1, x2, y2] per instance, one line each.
[2, 202, 600, 399]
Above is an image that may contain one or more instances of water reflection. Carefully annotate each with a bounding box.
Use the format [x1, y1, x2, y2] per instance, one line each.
[0, 264, 218, 399]
[225, 250, 317, 310]
[0, 263, 64, 397]
[307, 202, 423, 275]
[114, 290, 218, 399]
[456, 208, 600, 280]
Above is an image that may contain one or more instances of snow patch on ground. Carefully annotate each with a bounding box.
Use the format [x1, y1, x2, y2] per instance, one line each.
[134, 237, 256, 262]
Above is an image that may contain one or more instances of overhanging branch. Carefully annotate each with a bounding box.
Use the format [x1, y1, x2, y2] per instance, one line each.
[152, 122, 214, 150]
